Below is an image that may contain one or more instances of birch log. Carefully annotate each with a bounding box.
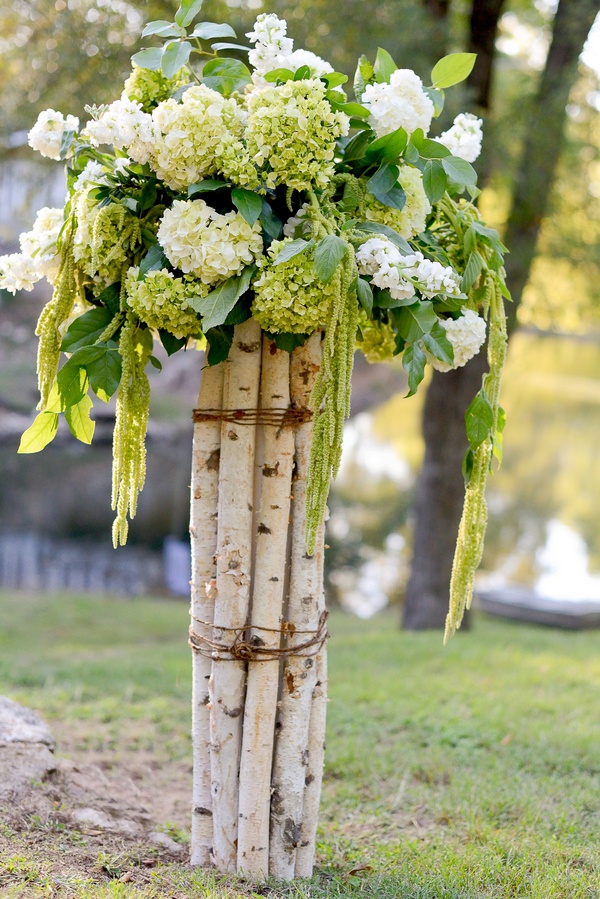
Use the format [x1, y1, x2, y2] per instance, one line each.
[190, 359, 225, 867]
[270, 331, 325, 879]
[237, 340, 295, 876]
[210, 318, 262, 872]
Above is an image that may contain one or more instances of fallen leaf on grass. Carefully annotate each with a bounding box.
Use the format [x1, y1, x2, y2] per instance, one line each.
[346, 864, 373, 877]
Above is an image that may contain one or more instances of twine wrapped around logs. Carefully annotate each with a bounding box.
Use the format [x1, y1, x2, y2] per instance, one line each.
[189, 610, 329, 662]
[192, 406, 313, 428]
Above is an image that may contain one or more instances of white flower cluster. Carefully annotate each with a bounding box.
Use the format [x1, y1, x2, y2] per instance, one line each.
[362, 70, 434, 138]
[149, 86, 244, 190]
[246, 14, 333, 83]
[0, 206, 64, 293]
[356, 237, 462, 300]
[74, 160, 105, 191]
[439, 113, 483, 163]
[157, 199, 263, 286]
[0, 254, 40, 294]
[19, 206, 64, 283]
[85, 99, 158, 164]
[28, 109, 79, 160]
[283, 203, 312, 238]
[427, 308, 487, 371]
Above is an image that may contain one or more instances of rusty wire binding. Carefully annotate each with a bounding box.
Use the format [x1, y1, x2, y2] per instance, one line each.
[189, 610, 329, 662]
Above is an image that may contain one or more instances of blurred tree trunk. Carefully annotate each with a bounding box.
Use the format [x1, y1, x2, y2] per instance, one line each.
[402, 0, 599, 630]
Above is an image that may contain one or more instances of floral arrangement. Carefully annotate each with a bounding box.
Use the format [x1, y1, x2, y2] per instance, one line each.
[2, 0, 509, 636]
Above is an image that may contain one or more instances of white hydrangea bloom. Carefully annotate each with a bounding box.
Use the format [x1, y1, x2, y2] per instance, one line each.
[0, 253, 41, 293]
[362, 69, 434, 138]
[74, 160, 105, 191]
[286, 49, 334, 79]
[356, 238, 415, 300]
[438, 113, 483, 163]
[428, 309, 487, 371]
[157, 199, 263, 285]
[28, 109, 79, 160]
[402, 255, 462, 298]
[19, 206, 64, 282]
[113, 156, 133, 176]
[283, 203, 312, 238]
[85, 99, 158, 163]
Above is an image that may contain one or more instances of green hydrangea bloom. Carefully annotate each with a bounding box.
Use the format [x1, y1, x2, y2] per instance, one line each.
[356, 309, 397, 363]
[252, 238, 337, 334]
[125, 268, 205, 339]
[245, 79, 349, 191]
[365, 165, 431, 238]
[73, 193, 143, 288]
[122, 64, 188, 113]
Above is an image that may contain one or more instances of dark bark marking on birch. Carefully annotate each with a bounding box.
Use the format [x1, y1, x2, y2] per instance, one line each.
[194, 806, 213, 816]
[237, 340, 261, 353]
[257, 522, 272, 534]
[206, 448, 220, 471]
[262, 462, 280, 477]
[269, 576, 279, 582]
[286, 670, 295, 694]
[305, 774, 315, 786]
[227, 430, 238, 440]
[224, 706, 243, 718]
[284, 818, 303, 848]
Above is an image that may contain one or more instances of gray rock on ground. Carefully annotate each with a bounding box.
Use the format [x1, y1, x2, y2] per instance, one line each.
[0, 697, 56, 801]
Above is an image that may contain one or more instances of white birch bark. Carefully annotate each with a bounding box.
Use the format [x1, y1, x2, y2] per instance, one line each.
[237, 340, 295, 876]
[210, 318, 262, 872]
[270, 332, 325, 879]
[190, 359, 225, 867]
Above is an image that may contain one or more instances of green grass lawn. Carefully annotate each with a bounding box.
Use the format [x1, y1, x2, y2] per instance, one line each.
[1, 590, 600, 897]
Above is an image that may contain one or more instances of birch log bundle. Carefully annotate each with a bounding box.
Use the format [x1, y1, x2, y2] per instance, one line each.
[189, 324, 327, 880]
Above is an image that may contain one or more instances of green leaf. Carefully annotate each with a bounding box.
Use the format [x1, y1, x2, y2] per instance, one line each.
[462, 447, 474, 484]
[274, 238, 315, 265]
[211, 42, 250, 52]
[191, 21, 237, 39]
[61, 307, 115, 353]
[148, 355, 163, 370]
[442, 155, 477, 186]
[355, 222, 412, 255]
[374, 289, 416, 309]
[353, 55, 370, 101]
[322, 72, 348, 89]
[373, 184, 406, 211]
[418, 138, 451, 159]
[83, 347, 122, 401]
[365, 128, 407, 164]
[471, 221, 508, 254]
[259, 201, 283, 241]
[402, 342, 427, 397]
[313, 235, 347, 284]
[357, 278, 373, 314]
[18, 412, 59, 454]
[421, 322, 454, 365]
[131, 47, 164, 71]
[59, 128, 76, 161]
[139, 243, 169, 278]
[463, 225, 477, 257]
[396, 301, 437, 343]
[162, 40, 192, 78]
[159, 330, 188, 355]
[224, 292, 252, 326]
[422, 159, 448, 204]
[187, 178, 228, 197]
[431, 53, 476, 89]
[231, 188, 262, 226]
[373, 47, 397, 84]
[294, 65, 312, 81]
[424, 85, 445, 116]
[465, 388, 494, 450]
[342, 130, 371, 163]
[332, 101, 370, 117]
[267, 332, 310, 353]
[202, 58, 251, 97]
[175, 0, 203, 28]
[57, 359, 89, 409]
[264, 68, 295, 83]
[142, 21, 182, 38]
[191, 266, 256, 332]
[462, 250, 484, 293]
[65, 394, 95, 445]
[206, 325, 234, 365]
[367, 162, 397, 196]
